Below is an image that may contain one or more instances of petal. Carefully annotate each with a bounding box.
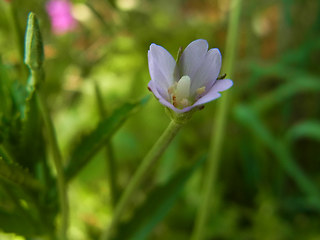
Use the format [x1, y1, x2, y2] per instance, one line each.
[149, 79, 233, 114]
[190, 48, 222, 93]
[148, 79, 169, 100]
[192, 79, 233, 107]
[148, 44, 176, 90]
[164, 102, 196, 113]
[158, 98, 197, 114]
[178, 39, 208, 79]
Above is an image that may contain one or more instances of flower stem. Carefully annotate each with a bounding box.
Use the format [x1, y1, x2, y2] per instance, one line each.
[190, 1, 242, 240]
[100, 120, 183, 240]
[35, 77, 69, 240]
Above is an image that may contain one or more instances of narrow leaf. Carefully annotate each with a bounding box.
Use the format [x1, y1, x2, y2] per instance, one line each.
[285, 120, 320, 144]
[94, 81, 119, 206]
[234, 105, 320, 210]
[0, 157, 42, 190]
[251, 75, 320, 113]
[65, 96, 149, 181]
[0, 207, 43, 237]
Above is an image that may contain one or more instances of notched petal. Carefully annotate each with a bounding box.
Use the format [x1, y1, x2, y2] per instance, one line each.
[191, 48, 222, 92]
[178, 39, 209, 79]
[148, 43, 176, 88]
[212, 79, 233, 91]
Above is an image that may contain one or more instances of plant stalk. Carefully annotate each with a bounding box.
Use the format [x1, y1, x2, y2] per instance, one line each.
[35, 79, 69, 240]
[100, 120, 183, 240]
[190, 0, 242, 239]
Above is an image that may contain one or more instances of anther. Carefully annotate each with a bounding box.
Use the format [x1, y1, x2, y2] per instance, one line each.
[196, 86, 206, 95]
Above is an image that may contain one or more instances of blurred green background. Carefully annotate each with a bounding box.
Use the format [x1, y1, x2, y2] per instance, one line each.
[0, 0, 320, 239]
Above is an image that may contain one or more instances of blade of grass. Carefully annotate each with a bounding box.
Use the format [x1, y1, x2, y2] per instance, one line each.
[251, 75, 320, 114]
[285, 120, 320, 145]
[94, 81, 119, 207]
[234, 104, 320, 210]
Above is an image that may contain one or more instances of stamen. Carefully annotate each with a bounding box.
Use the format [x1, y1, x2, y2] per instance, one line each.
[196, 86, 206, 95]
[168, 82, 177, 94]
[172, 95, 177, 107]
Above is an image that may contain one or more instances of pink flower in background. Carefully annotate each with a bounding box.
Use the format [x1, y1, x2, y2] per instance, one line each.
[46, 0, 77, 35]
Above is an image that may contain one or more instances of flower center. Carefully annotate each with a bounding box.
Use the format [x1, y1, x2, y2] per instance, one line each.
[168, 75, 206, 109]
[167, 75, 190, 108]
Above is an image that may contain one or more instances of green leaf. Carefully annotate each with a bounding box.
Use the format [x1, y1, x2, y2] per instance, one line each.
[251, 75, 320, 113]
[0, 157, 42, 191]
[0, 207, 41, 237]
[94, 81, 118, 206]
[8, 74, 36, 122]
[234, 105, 320, 210]
[113, 156, 205, 240]
[18, 94, 47, 169]
[285, 120, 320, 144]
[2, 89, 49, 178]
[65, 96, 149, 181]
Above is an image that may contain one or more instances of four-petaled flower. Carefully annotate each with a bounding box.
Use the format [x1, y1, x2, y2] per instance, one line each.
[148, 39, 233, 113]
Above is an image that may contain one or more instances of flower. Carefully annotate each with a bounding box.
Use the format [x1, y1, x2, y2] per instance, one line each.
[46, 0, 77, 35]
[148, 39, 233, 113]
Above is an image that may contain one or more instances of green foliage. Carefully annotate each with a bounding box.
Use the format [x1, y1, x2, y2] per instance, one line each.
[285, 121, 320, 144]
[113, 156, 205, 240]
[0, 58, 11, 119]
[234, 104, 320, 210]
[0, 208, 41, 237]
[251, 72, 320, 114]
[65, 96, 149, 182]
[0, 157, 42, 190]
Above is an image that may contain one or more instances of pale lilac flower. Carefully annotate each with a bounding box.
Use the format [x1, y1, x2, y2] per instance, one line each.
[148, 39, 233, 113]
[46, 0, 77, 35]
